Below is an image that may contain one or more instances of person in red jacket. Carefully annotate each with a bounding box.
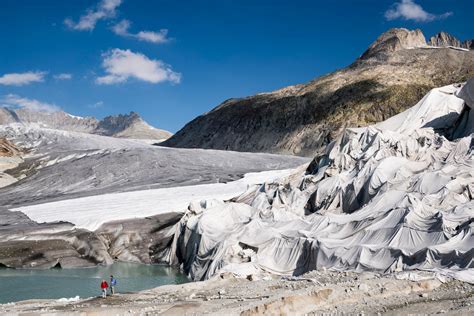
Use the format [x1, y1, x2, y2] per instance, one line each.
[100, 279, 109, 298]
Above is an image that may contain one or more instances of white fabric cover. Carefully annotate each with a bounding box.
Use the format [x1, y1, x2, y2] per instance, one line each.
[169, 82, 474, 282]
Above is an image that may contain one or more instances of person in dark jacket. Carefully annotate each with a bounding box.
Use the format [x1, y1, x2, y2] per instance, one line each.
[100, 279, 108, 298]
[110, 275, 117, 295]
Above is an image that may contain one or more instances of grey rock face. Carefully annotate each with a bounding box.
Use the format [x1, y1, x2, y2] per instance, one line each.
[95, 112, 172, 140]
[97, 212, 183, 264]
[359, 28, 427, 61]
[429, 31, 462, 48]
[428, 32, 473, 50]
[0, 207, 181, 269]
[0, 137, 20, 157]
[463, 40, 474, 50]
[163, 29, 474, 157]
[0, 108, 172, 141]
[0, 208, 112, 268]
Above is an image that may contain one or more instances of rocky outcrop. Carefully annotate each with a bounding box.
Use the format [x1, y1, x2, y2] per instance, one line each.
[429, 31, 462, 48]
[429, 31, 473, 49]
[163, 28, 474, 157]
[95, 112, 172, 140]
[0, 138, 20, 157]
[0, 207, 181, 269]
[0, 108, 172, 141]
[0, 208, 112, 269]
[464, 40, 474, 50]
[359, 28, 427, 60]
[0, 137, 23, 188]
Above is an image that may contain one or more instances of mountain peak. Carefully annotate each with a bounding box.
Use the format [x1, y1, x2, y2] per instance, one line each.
[429, 31, 472, 49]
[359, 28, 427, 60]
[429, 31, 461, 47]
[0, 107, 172, 141]
[95, 112, 145, 135]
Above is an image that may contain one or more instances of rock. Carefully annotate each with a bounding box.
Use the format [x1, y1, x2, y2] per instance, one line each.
[360, 28, 427, 60]
[220, 272, 236, 280]
[358, 283, 370, 292]
[463, 40, 474, 50]
[429, 32, 462, 48]
[246, 274, 261, 281]
[95, 112, 172, 141]
[0, 138, 21, 158]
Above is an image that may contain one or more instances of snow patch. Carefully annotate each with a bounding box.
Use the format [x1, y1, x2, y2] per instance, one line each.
[56, 296, 80, 303]
[13, 169, 295, 231]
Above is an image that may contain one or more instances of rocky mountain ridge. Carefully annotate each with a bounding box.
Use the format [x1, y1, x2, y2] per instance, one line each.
[429, 31, 473, 49]
[0, 108, 172, 141]
[162, 28, 474, 156]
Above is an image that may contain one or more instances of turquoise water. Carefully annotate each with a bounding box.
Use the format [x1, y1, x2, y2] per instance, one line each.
[0, 262, 189, 304]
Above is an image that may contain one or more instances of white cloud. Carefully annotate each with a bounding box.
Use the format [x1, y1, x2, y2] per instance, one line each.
[1, 94, 60, 112]
[385, 0, 453, 22]
[54, 73, 73, 80]
[0, 71, 47, 86]
[89, 101, 104, 108]
[96, 49, 181, 85]
[136, 30, 169, 43]
[65, 0, 122, 31]
[111, 19, 130, 36]
[112, 19, 169, 44]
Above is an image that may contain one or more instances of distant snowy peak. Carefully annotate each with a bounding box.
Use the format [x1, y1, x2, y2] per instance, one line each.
[0, 108, 172, 141]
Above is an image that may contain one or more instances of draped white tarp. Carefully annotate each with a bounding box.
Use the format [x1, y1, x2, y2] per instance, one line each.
[170, 80, 474, 282]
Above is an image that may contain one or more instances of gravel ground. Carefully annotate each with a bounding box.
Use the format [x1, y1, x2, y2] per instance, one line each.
[1, 270, 472, 315]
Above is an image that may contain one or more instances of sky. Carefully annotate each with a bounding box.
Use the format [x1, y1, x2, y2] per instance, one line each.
[0, 0, 472, 132]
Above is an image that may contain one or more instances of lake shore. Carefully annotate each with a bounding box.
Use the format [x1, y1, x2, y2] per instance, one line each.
[2, 270, 472, 315]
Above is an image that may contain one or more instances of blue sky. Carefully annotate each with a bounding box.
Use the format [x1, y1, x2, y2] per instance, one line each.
[0, 0, 472, 132]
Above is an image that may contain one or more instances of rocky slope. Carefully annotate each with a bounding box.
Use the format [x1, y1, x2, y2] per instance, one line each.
[95, 112, 172, 140]
[0, 108, 172, 141]
[163, 28, 474, 156]
[0, 137, 23, 188]
[0, 137, 20, 157]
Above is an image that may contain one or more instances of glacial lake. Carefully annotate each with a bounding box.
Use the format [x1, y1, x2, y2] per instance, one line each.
[0, 262, 189, 304]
